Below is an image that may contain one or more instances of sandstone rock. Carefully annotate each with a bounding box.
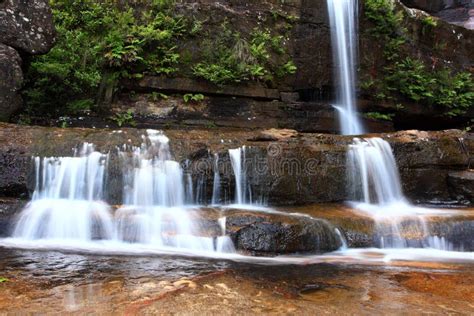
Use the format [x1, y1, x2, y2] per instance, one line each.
[0, 124, 470, 205]
[0, 198, 27, 236]
[401, 0, 470, 13]
[0, 0, 55, 54]
[448, 171, 474, 204]
[0, 44, 23, 122]
[251, 129, 299, 141]
[228, 213, 342, 254]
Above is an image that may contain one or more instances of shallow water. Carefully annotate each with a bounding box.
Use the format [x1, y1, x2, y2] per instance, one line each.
[0, 247, 473, 314]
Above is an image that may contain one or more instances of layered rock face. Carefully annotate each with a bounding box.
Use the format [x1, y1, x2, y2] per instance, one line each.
[0, 0, 54, 121]
[106, 0, 473, 132]
[401, 0, 474, 29]
[0, 123, 471, 206]
[401, 0, 471, 13]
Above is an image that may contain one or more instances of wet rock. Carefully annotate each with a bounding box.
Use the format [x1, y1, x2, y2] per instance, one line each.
[250, 129, 299, 142]
[225, 211, 342, 254]
[448, 171, 474, 205]
[0, 0, 55, 54]
[0, 124, 470, 205]
[400, 0, 470, 14]
[0, 44, 23, 121]
[0, 198, 26, 237]
[429, 218, 474, 251]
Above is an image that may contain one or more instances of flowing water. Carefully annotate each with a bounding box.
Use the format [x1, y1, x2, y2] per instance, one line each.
[347, 137, 464, 251]
[7, 131, 236, 254]
[327, 0, 364, 135]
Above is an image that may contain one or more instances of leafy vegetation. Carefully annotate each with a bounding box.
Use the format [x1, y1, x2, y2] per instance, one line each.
[192, 22, 296, 85]
[362, 0, 474, 117]
[22, 0, 187, 117]
[364, 112, 394, 121]
[21, 2, 298, 118]
[0, 277, 8, 283]
[110, 109, 136, 127]
[183, 93, 205, 103]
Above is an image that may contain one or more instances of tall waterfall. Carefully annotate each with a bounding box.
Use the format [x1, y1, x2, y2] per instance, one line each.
[327, 0, 364, 135]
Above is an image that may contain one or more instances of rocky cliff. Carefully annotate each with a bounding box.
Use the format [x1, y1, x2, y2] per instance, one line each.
[0, 0, 55, 121]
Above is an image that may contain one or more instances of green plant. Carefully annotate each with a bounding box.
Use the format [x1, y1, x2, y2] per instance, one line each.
[364, 0, 404, 38]
[110, 109, 136, 127]
[150, 92, 168, 101]
[362, 0, 473, 117]
[192, 22, 296, 85]
[0, 277, 8, 283]
[276, 60, 297, 77]
[22, 0, 186, 116]
[205, 121, 217, 128]
[364, 112, 395, 121]
[385, 58, 473, 116]
[183, 93, 205, 103]
[422, 16, 438, 28]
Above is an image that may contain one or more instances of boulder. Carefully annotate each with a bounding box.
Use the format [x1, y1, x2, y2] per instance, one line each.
[225, 210, 342, 254]
[0, 0, 55, 54]
[0, 44, 23, 122]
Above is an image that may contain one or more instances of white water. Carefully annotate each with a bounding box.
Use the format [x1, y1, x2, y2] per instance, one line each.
[211, 153, 221, 205]
[327, 0, 364, 135]
[347, 137, 464, 251]
[348, 138, 404, 205]
[14, 144, 113, 241]
[10, 132, 235, 254]
[229, 147, 250, 205]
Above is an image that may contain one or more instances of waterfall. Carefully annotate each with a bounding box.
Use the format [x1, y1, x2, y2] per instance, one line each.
[13, 144, 114, 241]
[348, 137, 456, 251]
[120, 130, 184, 207]
[327, 0, 364, 135]
[10, 131, 236, 254]
[348, 138, 405, 205]
[229, 146, 252, 205]
[211, 153, 221, 205]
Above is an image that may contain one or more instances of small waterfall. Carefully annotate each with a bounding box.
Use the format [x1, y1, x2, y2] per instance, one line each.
[14, 144, 114, 241]
[229, 146, 253, 205]
[11, 131, 236, 254]
[348, 138, 405, 205]
[348, 137, 456, 251]
[120, 130, 184, 207]
[327, 0, 364, 135]
[211, 153, 221, 205]
[229, 147, 244, 204]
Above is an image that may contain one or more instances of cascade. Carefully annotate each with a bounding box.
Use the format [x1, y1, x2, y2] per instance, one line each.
[211, 153, 221, 205]
[348, 138, 457, 251]
[229, 147, 249, 205]
[327, 0, 364, 135]
[13, 144, 114, 241]
[10, 131, 236, 254]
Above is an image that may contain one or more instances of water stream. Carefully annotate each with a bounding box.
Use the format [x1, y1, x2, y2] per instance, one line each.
[348, 137, 462, 251]
[327, 0, 364, 135]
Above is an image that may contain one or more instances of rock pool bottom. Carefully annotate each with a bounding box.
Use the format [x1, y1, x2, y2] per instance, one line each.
[0, 247, 473, 314]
